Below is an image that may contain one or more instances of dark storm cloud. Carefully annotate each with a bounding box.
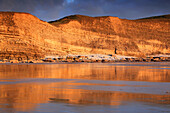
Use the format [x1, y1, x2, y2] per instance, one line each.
[0, 0, 65, 20]
[0, 0, 169, 21]
[0, 0, 64, 12]
[107, 0, 170, 19]
[64, 0, 106, 15]
[62, 0, 170, 19]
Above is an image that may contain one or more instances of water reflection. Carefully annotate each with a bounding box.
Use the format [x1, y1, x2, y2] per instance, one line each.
[0, 81, 170, 112]
[0, 63, 169, 82]
[0, 63, 169, 112]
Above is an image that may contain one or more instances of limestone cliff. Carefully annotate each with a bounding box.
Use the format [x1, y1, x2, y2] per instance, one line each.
[50, 14, 170, 56]
[0, 12, 62, 60]
[0, 12, 169, 60]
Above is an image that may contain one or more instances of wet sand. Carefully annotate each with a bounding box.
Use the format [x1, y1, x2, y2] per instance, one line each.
[0, 62, 169, 113]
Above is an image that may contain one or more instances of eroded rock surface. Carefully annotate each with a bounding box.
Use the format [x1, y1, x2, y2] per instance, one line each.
[0, 12, 169, 60]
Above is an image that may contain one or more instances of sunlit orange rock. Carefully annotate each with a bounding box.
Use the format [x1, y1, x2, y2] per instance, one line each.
[0, 12, 169, 59]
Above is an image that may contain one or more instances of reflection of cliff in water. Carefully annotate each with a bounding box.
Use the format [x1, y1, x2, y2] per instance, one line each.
[0, 63, 169, 82]
[0, 63, 169, 112]
[0, 82, 169, 112]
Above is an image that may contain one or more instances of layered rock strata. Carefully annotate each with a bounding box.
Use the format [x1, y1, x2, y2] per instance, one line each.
[0, 12, 169, 60]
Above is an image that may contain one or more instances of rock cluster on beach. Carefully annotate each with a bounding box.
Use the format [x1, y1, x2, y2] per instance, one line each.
[0, 12, 169, 61]
[0, 54, 169, 63]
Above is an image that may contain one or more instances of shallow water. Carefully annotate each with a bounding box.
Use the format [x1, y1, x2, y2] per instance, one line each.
[0, 62, 169, 113]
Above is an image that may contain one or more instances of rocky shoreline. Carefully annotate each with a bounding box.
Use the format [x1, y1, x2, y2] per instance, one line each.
[0, 54, 169, 63]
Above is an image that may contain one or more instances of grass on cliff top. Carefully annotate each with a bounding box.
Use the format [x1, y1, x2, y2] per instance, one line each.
[138, 14, 170, 20]
[48, 15, 112, 26]
[48, 15, 89, 25]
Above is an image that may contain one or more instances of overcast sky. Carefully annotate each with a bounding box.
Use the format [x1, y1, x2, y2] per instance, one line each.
[0, 0, 169, 21]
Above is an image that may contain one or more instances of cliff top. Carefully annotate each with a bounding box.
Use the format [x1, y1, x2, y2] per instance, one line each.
[49, 14, 170, 25]
[1, 11, 169, 23]
[138, 14, 170, 20]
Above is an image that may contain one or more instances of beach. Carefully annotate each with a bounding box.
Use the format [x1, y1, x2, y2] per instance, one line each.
[0, 62, 169, 113]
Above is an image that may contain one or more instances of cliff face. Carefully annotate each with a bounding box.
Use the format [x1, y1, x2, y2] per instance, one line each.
[0, 12, 62, 60]
[0, 12, 169, 60]
[50, 15, 170, 56]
